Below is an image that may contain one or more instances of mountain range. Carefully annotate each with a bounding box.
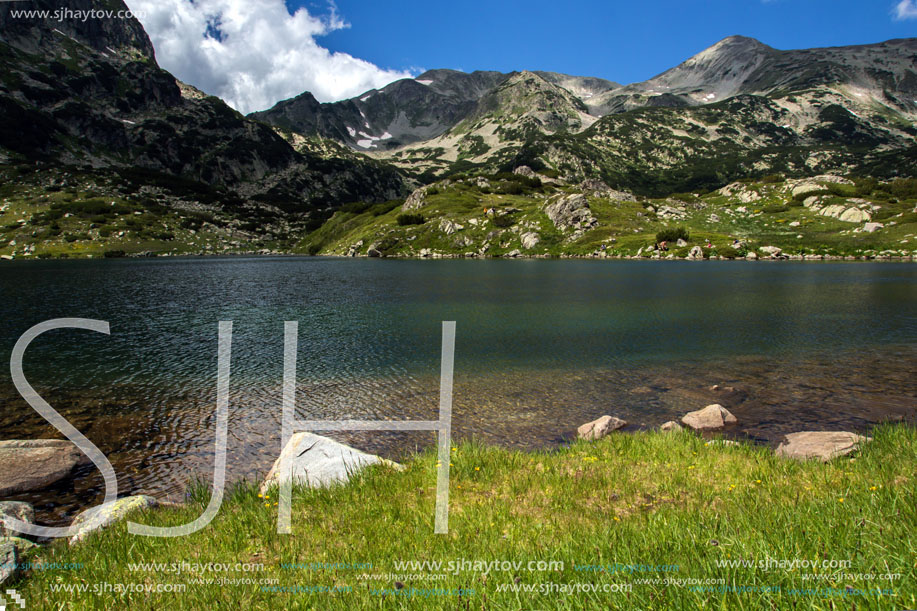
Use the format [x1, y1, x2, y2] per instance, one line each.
[253, 35, 917, 192]
[0, 0, 915, 260]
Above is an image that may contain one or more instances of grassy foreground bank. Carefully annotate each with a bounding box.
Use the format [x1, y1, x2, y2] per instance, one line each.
[15, 425, 917, 610]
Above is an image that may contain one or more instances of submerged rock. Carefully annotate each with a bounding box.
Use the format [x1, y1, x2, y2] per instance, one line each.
[260, 433, 401, 494]
[577, 415, 627, 440]
[0, 440, 90, 495]
[681, 404, 737, 430]
[775, 431, 872, 462]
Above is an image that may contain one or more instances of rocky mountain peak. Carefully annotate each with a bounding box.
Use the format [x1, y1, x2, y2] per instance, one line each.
[0, 0, 154, 59]
[647, 35, 777, 101]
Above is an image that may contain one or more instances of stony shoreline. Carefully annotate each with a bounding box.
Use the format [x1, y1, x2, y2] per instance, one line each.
[1, 251, 915, 262]
[0, 391, 883, 586]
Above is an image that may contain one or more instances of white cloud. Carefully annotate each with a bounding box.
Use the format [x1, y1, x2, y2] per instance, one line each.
[894, 0, 917, 19]
[124, 0, 414, 114]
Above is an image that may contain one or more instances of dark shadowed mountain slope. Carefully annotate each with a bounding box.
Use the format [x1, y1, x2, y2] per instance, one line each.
[0, 0, 406, 215]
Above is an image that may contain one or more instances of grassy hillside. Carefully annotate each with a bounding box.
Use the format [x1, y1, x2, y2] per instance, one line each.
[0, 164, 297, 259]
[298, 172, 917, 260]
[12, 425, 917, 609]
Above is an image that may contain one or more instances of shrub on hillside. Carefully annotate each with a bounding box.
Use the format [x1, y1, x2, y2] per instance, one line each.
[717, 246, 739, 259]
[492, 213, 515, 228]
[886, 178, 917, 200]
[655, 227, 690, 243]
[397, 213, 425, 226]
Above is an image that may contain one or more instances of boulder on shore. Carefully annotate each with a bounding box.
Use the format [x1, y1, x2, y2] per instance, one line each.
[577, 415, 627, 440]
[69, 495, 159, 545]
[0, 440, 90, 495]
[660, 421, 683, 432]
[0, 541, 18, 585]
[681, 404, 737, 431]
[775, 431, 872, 462]
[260, 433, 401, 494]
[0, 502, 34, 538]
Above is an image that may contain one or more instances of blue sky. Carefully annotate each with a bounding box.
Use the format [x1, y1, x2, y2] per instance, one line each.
[316, 0, 916, 85]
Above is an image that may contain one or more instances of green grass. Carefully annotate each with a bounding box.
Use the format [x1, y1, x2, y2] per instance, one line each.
[297, 175, 917, 260]
[0, 165, 289, 258]
[3, 165, 916, 261]
[13, 424, 917, 609]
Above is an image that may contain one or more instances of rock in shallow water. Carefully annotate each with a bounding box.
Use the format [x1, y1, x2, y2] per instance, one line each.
[0, 440, 90, 495]
[660, 421, 683, 432]
[577, 415, 627, 440]
[775, 431, 872, 462]
[681, 404, 737, 431]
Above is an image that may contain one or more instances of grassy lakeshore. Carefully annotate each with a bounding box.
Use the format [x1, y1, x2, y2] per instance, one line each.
[13, 425, 917, 610]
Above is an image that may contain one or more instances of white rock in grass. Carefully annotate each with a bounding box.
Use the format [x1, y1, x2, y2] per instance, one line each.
[261, 433, 401, 494]
[69, 495, 159, 545]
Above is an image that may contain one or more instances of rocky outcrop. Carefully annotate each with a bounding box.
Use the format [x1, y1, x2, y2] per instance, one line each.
[577, 415, 627, 440]
[544, 194, 597, 232]
[402, 186, 429, 212]
[260, 433, 401, 494]
[790, 175, 853, 198]
[687, 246, 704, 260]
[346, 240, 364, 257]
[0, 503, 34, 538]
[579, 179, 637, 202]
[69, 495, 159, 545]
[521, 232, 541, 249]
[719, 182, 762, 202]
[681, 404, 737, 431]
[775, 431, 872, 462]
[439, 219, 464, 235]
[0, 440, 90, 495]
[656, 205, 688, 220]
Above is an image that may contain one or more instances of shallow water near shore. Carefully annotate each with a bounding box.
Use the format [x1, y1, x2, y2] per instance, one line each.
[0, 257, 914, 525]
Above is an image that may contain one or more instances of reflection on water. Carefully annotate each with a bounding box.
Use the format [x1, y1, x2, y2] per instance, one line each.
[0, 257, 914, 524]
